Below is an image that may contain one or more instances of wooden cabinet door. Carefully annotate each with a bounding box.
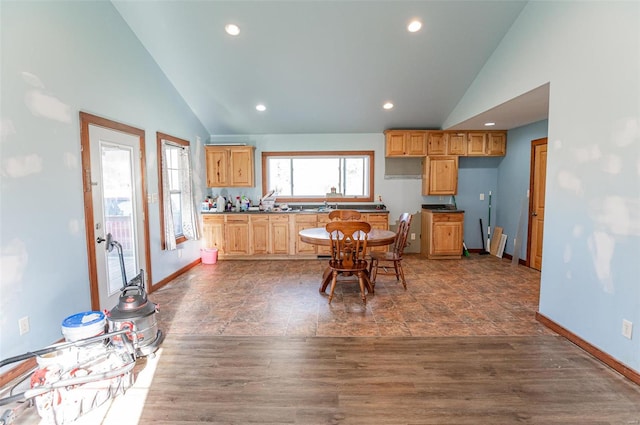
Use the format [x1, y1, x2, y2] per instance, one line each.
[362, 213, 389, 252]
[406, 131, 426, 155]
[229, 147, 255, 187]
[385, 131, 407, 157]
[422, 156, 458, 195]
[202, 215, 225, 254]
[294, 215, 318, 254]
[486, 132, 506, 156]
[467, 133, 487, 156]
[205, 147, 229, 187]
[225, 215, 250, 255]
[250, 215, 269, 254]
[447, 132, 467, 155]
[426, 132, 448, 155]
[269, 214, 290, 254]
[316, 213, 332, 255]
[431, 215, 463, 256]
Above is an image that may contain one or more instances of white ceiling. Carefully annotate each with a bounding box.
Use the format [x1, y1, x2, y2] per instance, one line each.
[113, 0, 547, 136]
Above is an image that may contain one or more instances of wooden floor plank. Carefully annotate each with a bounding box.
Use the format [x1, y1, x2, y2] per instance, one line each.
[8, 257, 640, 424]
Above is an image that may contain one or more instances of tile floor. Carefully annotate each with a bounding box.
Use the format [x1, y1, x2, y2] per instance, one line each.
[151, 254, 554, 338]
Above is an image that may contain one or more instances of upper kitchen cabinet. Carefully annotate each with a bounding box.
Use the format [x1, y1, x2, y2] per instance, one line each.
[467, 132, 487, 156]
[384, 130, 426, 157]
[447, 132, 467, 155]
[426, 131, 448, 155]
[486, 132, 507, 156]
[422, 155, 458, 195]
[466, 131, 507, 156]
[205, 145, 255, 187]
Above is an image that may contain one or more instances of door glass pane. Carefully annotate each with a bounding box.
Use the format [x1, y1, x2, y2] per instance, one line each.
[101, 143, 139, 295]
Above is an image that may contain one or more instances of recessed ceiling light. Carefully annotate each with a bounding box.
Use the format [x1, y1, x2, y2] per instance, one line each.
[407, 20, 422, 33]
[256, 104, 266, 112]
[383, 102, 394, 110]
[484, 122, 496, 127]
[225, 24, 240, 36]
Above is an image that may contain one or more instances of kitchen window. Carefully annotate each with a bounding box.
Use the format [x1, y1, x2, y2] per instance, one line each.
[262, 151, 374, 202]
[157, 132, 199, 250]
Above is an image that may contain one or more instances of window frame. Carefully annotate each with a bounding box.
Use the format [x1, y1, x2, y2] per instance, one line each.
[156, 132, 189, 248]
[261, 150, 375, 203]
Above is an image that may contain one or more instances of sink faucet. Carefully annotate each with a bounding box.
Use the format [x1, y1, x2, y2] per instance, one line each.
[324, 200, 328, 209]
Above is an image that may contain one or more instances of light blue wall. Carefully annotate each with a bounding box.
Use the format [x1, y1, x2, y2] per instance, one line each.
[0, 1, 208, 365]
[497, 120, 549, 258]
[446, 2, 640, 371]
[208, 133, 425, 253]
[456, 157, 500, 250]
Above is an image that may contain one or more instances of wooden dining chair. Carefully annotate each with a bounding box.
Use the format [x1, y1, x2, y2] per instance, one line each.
[325, 220, 371, 304]
[368, 213, 412, 290]
[328, 209, 362, 221]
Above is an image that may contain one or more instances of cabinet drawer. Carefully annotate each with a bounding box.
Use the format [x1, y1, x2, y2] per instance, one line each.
[295, 214, 318, 223]
[269, 214, 290, 223]
[225, 214, 249, 223]
[431, 213, 463, 223]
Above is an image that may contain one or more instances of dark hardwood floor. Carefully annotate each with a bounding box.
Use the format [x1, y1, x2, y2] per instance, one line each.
[9, 255, 640, 424]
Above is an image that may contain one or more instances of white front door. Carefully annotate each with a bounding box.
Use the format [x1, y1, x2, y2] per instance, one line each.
[80, 113, 150, 311]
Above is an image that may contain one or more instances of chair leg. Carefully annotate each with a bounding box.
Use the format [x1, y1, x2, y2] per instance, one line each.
[369, 258, 378, 285]
[357, 272, 367, 305]
[328, 271, 339, 304]
[393, 261, 400, 281]
[397, 261, 407, 290]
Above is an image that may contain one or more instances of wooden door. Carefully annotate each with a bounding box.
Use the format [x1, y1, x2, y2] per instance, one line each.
[80, 112, 151, 311]
[528, 138, 547, 270]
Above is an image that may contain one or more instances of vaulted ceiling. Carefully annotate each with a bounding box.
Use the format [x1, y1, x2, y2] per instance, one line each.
[113, 0, 548, 136]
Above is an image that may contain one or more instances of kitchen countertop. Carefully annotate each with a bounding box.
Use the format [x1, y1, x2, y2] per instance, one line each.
[202, 205, 390, 214]
[421, 204, 465, 213]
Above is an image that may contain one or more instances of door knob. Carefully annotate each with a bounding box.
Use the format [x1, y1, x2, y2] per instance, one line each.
[531, 212, 538, 217]
[97, 236, 106, 244]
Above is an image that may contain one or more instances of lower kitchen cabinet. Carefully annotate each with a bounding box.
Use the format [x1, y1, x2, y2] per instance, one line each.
[202, 215, 225, 254]
[202, 211, 390, 259]
[421, 211, 464, 259]
[225, 214, 250, 255]
[250, 215, 269, 254]
[362, 212, 389, 253]
[294, 214, 318, 254]
[269, 214, 290, 255]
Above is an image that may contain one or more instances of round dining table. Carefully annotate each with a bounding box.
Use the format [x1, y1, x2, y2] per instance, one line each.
[298, 227, 397, 295]
[298, 227, 397, 247]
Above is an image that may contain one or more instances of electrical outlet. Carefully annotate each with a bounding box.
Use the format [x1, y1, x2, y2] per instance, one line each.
[411, 233, 416, 240]
[19, 316, 30, 335]
[480, 193, 485, 201]
[177, 249, 182, 258]
[622, 319, 633, 339]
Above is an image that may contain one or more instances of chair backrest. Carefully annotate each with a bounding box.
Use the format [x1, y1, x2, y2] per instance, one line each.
[328, 209, 362, 221]
[392, 213, 413, 256]
[326, 220, 371, 268]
